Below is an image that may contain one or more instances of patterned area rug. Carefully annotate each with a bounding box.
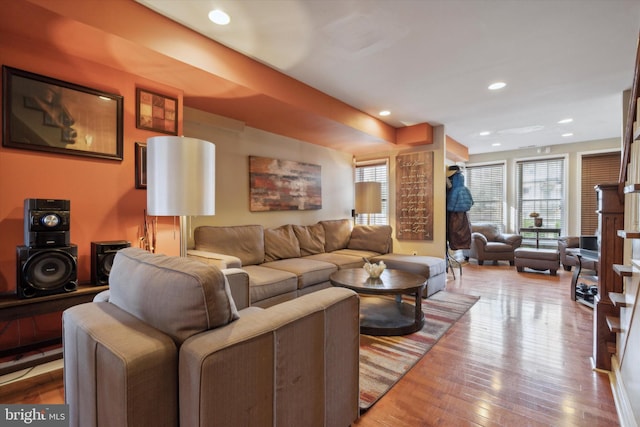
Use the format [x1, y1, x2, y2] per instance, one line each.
[359, 291, 480, 412]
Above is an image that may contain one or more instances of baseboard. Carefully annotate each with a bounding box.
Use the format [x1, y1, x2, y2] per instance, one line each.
[609, 355, 639, 427]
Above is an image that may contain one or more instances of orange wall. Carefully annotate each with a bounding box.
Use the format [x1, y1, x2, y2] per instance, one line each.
[0, 24, 185, 354]
[0, 34, 182, 292]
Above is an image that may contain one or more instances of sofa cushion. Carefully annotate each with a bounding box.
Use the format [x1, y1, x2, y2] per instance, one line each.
[347, 225, 392, 254]
[109, 248, 239, 345]
[264, 224, 301, 262]
[292, 223, 326, 256]
[320, 219, 353, 252]
[194, 225, 265, 266]
[242, 265, 298, 303]
[261, 258, 338, 289]
[303, 252, 364, 269]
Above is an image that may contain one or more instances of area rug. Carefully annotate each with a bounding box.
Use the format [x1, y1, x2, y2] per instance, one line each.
[359, 291, 479, 412]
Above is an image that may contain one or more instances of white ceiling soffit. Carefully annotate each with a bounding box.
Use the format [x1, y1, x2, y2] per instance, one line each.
[136, 0, 640, 155]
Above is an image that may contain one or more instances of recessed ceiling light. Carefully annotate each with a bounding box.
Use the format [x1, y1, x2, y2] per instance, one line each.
[479, 131, 491, 136]
[558, 118, 573, 124]
[492, 143, 501, 147]
[562, 132, 574, 137]
[208, 9, 230, 25]
[488, 82, 506, 90]
[379, 110, 390, 116]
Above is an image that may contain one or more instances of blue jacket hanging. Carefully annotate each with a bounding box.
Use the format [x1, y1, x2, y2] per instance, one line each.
[446, 172, 474, 212]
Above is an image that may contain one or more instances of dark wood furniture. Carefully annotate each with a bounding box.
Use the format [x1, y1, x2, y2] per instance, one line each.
[592, 183, 624, 371]
[519, 227, 562, 249]
[0, 284, 108, 375]
[329, 268, 426, 336]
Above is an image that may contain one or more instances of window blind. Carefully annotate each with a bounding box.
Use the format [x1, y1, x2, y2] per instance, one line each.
[355, 159, 389, 225]
[581, 152, 621, 235]
[516, 158, 565, 233]
[466, 163, 505, 230]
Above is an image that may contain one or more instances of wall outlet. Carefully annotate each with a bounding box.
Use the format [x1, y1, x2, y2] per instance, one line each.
[412, 251, 418, 256]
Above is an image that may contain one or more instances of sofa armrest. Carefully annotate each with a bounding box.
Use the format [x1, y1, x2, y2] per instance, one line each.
[179, 287, 360, 427]
[64, 302, 178, 427]
[502, 233, 523, 248]
[471, 232, 488, 246]
[222, 268, 250, 310]
[187, 249, 242, 269]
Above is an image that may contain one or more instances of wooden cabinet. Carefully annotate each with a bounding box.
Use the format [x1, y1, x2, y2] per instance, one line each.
[0, 285, 108, 375]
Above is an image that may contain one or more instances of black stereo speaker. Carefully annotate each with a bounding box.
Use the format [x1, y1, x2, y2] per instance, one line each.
[91, 241, 131, 286]
[16, 245, 78, 299]
[24, 198, 71, 247]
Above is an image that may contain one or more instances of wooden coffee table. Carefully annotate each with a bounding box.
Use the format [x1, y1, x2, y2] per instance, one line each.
[329, 268, 426, 336]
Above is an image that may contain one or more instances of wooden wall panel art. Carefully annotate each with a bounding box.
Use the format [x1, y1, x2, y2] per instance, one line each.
[249, 156, 322, 211]
[395, 151, 434, 240]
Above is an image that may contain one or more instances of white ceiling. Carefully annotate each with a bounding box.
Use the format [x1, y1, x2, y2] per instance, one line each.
[136, 0, 640, 155]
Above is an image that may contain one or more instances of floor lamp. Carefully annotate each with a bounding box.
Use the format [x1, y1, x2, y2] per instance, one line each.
[146, 136, 215, 257]
[355, 181, 382, 225]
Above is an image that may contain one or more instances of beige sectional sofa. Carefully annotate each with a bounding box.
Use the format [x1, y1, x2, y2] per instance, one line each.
[64, 247, 360, 427]
[188, 219, 447, 307]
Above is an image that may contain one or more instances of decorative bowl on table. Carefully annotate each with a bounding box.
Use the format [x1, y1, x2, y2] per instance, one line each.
[363, 261, 386, 279]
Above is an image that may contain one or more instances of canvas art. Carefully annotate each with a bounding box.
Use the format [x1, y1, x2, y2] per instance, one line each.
[249, 156, 322, 211]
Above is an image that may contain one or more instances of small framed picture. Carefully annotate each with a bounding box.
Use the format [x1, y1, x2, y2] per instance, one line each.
[135, 142, 147, 189]
[2, 66, 123, 160]
[136, 88, 178, 135]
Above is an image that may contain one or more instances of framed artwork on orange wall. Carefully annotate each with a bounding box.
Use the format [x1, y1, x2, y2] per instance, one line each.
[135, 142, 147, 189]
[135, 88, 178, 135]
[2, 66, 123, 160]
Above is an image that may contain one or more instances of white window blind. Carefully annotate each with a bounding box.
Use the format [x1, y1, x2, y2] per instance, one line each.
[466, 163, 505, 229]
[355, 159, 389, 225]
[516, 157, 565, 232]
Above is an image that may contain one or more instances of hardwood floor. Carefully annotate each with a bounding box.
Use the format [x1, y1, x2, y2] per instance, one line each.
[0, 262, 620, 426]
[356, 262, 619, 426]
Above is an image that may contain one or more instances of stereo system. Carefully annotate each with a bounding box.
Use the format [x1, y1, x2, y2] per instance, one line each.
[24, 198, 71, 247]
[16, 244, 78, 299]
[18, 198, 75, 299]
[91, 241, 131, 286]
[17, 198, 131, 298]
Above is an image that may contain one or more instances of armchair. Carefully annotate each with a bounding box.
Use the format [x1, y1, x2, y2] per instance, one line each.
[468, 223, 522, 265]
[558, 236, 598, 272]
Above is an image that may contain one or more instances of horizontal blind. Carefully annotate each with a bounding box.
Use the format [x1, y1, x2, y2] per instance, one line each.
[355, 159, 389, 225]
[466, 163, 505, 230]
[516, 157, 564, 234]
[581, 152, 620, 235]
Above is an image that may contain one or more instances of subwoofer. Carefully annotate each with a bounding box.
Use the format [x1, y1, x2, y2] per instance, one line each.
[24, 198, 71, 247]
[17, 245, 78, 299]
[91, 241, 131, 286]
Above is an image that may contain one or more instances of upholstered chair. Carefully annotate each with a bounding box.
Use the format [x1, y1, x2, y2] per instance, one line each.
[468, 223, 522, 265]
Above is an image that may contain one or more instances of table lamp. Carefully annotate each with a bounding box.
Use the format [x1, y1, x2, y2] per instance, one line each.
[355, 181, 382, 225]
[146, 136, 215, 256]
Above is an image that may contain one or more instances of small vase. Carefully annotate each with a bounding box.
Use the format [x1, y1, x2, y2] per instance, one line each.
[534, 217, 543, 227]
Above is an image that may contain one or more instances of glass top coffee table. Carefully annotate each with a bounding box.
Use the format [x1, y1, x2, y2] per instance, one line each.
[329, 268, 427, 336]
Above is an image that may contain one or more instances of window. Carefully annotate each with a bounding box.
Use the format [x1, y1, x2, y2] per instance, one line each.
[355, 159, 389, 225]
[516, 157, 565, 232]
[581, 152, 620, 235]
[466, 163, 505, 229]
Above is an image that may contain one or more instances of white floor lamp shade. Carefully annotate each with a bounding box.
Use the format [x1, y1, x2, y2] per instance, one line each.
[147, 136, 215, 255]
